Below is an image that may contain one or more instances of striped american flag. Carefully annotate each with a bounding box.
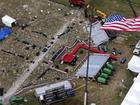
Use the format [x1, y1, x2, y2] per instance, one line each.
[101, 14, 140, 32]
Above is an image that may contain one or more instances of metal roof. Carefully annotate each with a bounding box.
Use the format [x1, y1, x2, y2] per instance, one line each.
[35, 80, 72, 97]
[75, 54, 109, 78]
[2, 15, 16, 27]
[87, 21, 109, 46]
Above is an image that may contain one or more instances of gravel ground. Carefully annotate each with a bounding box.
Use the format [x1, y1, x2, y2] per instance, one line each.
[0, 0, 77, 91]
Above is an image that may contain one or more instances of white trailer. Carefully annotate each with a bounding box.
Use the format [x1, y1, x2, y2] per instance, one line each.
[2, 15, 16, 27]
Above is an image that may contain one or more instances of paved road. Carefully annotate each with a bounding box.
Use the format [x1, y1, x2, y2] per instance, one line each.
[2, 18, 74, 105]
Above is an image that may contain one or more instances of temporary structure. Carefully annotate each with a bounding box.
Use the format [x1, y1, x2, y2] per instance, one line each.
[75, 54, 109, 78]
[87, 21, 109, 46]
[35, 80, 74, 105]
[2, 15, 16, 27]
[128, 55, 140, 73]
[35, 80, 72, 97]
[121, 73, 140, 105]
[121, 55, 140, 105]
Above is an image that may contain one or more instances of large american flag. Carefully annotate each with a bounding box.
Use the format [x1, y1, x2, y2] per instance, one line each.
[101, 14, 140, 32]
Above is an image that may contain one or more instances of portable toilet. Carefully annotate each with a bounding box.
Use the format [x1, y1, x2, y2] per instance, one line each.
[2, 15, 16, 27]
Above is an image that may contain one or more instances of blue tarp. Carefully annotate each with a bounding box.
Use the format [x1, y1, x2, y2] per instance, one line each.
[0, 27, 11, 40]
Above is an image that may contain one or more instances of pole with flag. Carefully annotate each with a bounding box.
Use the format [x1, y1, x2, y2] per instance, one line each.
[84, 4, 94, 105]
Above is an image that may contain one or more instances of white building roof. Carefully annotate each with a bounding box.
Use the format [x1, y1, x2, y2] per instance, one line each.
[35, 80, 72, 97]
[128, 55, 140, 73]
[87, 21, 109, 46]
[2, 15, 16, 27]
[75, 54, 109, 78]
[121, 73, 140, 105]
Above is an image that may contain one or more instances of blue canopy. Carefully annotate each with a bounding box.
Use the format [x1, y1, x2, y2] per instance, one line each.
[0, 27, 11, 40]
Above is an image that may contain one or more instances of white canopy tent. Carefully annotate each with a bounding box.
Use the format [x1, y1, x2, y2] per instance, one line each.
[128, 55, 140, 73]
[121, 74, 140, 105]
[121, 56, 140, 105]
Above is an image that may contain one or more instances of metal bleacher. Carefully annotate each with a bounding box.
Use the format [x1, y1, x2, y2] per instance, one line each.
[43, 86, 68, 105]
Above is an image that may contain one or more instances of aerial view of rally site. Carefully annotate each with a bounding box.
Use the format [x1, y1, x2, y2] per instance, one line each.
[0, 0, 140, 105]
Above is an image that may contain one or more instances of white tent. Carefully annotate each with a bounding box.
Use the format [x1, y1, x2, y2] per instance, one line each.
[121, 74, 140, 105]
[2, 15, 16, 27]
[128, 55, 140, 73]
[121, 56, 140, 105]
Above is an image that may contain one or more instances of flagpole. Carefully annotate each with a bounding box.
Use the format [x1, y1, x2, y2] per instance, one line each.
[84, 8, 93, 105]
[127, 0, 137, 17]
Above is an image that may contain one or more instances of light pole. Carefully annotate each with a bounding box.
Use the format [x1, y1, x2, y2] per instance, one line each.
[127, 0, 137, 17]
[84, 5, 93, 105]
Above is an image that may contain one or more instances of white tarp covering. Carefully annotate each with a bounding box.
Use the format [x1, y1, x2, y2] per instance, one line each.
[128, 55, 140, 73]
[2, 15, 16, 27]
[75, 54, 109, 78]
[121, 74, 140, 105]
[87, 21, 109, 46]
